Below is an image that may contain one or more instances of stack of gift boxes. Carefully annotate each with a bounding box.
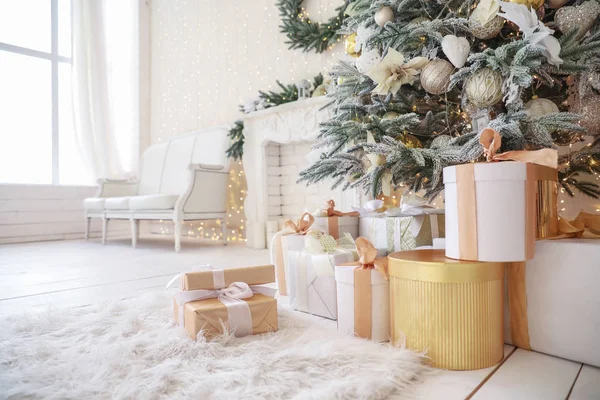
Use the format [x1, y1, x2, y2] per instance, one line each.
[169, 130, 600, 370]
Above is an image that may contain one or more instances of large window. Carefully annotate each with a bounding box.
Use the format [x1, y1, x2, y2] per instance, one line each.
[0, 0, 92, 185]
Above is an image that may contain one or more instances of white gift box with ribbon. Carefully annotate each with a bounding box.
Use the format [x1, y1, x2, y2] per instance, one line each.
[288, 250, 356, 320]
[287, 231, 358, 320]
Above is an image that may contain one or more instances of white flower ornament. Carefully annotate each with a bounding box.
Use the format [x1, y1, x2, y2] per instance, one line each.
[367, 48, 429, 95]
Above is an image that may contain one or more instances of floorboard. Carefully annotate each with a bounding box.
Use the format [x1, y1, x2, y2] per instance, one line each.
[569, 365, 600, 400]
[472, 349, 582, 399]
[411, 345, 515, 400]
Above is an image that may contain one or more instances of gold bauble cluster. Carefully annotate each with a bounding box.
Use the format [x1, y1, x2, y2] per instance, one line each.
[344, 33, 360, 58]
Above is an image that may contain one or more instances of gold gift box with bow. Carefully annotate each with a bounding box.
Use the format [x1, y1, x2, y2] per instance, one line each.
[174, 265, 278, 340]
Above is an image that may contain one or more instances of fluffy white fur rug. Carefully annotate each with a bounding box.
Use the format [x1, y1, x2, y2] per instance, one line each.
[0, 293, 428, 399]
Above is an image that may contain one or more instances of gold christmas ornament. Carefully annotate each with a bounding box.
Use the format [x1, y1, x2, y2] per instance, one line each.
[505, 0, 544, 9]
[465, 68, 503, 107]
[570, 95, 600, 134]
[555, 1, 600, 41]
[525, 97, 559, 117]
[382, 111, 399, 120]
[546, 0, 569, 8]
[468, 15, 504, 39]
[374, 6, 395, 27]
[398, 133, 423, 149]
[410, 16, 430, 24]
[344, 33, 361, 58]
[420, 59, 454, 95]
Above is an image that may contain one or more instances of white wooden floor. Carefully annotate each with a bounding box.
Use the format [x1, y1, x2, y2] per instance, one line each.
[1, 237, 598, 399]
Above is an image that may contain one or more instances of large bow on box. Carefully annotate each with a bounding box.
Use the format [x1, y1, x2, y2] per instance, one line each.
[480, 128, 558, 169]
[173, 279, 276, 338]
[284, 212, 315, 234]
[355, 237, 389, 279]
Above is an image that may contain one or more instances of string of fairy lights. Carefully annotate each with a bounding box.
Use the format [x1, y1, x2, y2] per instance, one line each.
[151, 0, 345, 241]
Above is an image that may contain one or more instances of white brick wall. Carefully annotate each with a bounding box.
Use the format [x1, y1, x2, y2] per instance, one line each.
[266, 141, 342, 221]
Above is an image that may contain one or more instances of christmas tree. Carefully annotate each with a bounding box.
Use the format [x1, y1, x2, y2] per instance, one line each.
[299, 0, 600, 199]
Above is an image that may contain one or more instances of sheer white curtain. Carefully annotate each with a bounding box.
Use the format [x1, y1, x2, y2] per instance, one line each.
[72, 0, 139, 181]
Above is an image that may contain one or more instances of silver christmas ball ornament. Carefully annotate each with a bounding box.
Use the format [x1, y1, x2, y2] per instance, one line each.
[465, 68, 503, 107]
[468, 15, 504, 39]
[375, 6, 395, 27]
[525, 98, 559, 117]
[420, 59, 454, 95]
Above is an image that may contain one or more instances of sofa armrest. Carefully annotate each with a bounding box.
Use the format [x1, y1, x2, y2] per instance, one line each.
[178, 167, 229, 214]
[96, 179, 139, 198]
[189, 163, 228, 172]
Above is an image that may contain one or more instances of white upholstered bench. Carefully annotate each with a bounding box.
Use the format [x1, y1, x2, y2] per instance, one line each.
[83, 126, 230, 252]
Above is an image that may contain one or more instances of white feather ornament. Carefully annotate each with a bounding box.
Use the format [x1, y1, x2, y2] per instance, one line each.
[497, 1, 563, 66]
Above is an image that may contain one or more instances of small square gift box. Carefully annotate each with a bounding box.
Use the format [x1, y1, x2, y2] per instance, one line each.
[335, 237, 389, 342]
[311, 199, 359, 240]
[270, 212, 315, 296]
[359, 194, 445, 254]
[170, 265, 278, 340]
[288, 231, 358, 320]
[443, 128, 558, 262]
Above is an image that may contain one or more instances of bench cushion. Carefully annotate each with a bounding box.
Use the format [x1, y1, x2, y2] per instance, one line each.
[129, 194, 179, 211]
[83, 198, 105, 211]
[105, 197, 131, 210]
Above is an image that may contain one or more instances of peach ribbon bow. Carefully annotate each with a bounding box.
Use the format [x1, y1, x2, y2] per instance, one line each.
[479, 128, 558, 169]
[355, 237, 388, 279]
[553, 212, 600, 239]
[326, 200, 360, 217]
[284, 212, 315, 234]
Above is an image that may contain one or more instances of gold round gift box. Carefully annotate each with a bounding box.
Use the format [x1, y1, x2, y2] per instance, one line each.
[388, 250, 504, 370]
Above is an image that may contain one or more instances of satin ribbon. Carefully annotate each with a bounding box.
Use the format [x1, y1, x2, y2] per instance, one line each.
[270, 212, 315, 295]
[480, 128, 558, 169]
[552, 212, 600, 239]
[173, 281, 276, 338]
[352, 199, 386, 216]
[321, 200, 360, 239]
[339, 237, 389, 339]
[325, 199, 360, 217]
[165, 264, 212, 290]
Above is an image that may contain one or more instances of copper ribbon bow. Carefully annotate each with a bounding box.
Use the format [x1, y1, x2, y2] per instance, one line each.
[554, 212, 600, 239]
[341, 237, 389, 339]
[480, 128, 558, 169]
[284, 212, 315, 234]
[355, 237, 389, 279]
[274, 212, 315, 296]
[323, 200, 360, 239]
[325, 200, 361, 217]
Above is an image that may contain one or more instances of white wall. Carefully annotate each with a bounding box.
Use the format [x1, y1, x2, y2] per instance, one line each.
[149, 0, 345, 142]
[0, 184, 128, 244]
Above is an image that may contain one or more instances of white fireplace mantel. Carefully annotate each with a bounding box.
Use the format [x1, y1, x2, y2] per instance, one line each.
[242, 96, 356, 249]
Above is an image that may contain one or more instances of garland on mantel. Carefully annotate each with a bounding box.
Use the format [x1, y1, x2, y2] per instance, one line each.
[226, 74, 327, 160]
[277, 0, 349, 53]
